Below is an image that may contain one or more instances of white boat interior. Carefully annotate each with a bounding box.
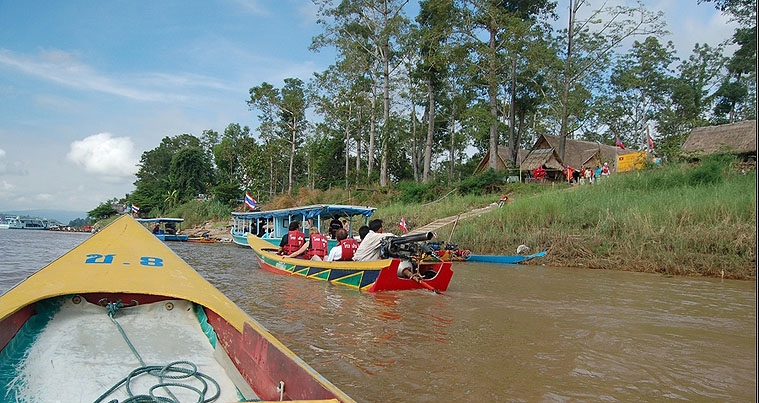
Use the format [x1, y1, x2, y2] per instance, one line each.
[1, 296, 258, 402]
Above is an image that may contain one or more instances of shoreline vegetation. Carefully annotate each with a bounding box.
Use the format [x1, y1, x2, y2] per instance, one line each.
[156, 158, 756, 281]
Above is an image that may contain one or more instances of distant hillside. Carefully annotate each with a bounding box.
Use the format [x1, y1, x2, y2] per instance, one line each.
[0, 210, 88, 224]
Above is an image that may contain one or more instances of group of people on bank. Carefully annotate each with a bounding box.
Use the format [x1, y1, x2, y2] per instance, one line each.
[277, 218, 394, 262]
[563, 162, 610, 184]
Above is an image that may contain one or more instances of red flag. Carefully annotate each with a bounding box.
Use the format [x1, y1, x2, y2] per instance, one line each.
[647, 134, 655, 149]
[615, 136, 626, 150]
[398, 216, 408, 233]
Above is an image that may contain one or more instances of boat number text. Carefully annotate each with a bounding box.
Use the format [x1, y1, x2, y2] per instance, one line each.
[85, 254, 164, 267]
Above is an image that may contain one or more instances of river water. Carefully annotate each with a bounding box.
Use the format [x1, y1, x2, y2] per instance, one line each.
[1, 230, 756, 402]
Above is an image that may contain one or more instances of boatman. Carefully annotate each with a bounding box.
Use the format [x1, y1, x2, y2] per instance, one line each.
[279, 221, 305, 256]
[353, 219, 396, 261]
[326, 228, 359, 261]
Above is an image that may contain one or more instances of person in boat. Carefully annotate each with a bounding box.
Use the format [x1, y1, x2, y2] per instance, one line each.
[286, 222, 328, 260]
[353, 219, 396, 261]
[328, 216, 343, 239]
[358, 225, 370, 242]
[165, 222, 177, 235]
[152, 223, 160, 234]
[279, 221, 306, 256]
[326, 228, 359, 261]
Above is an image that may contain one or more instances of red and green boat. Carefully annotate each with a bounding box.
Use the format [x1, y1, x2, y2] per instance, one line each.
[247, 233, 454, 293]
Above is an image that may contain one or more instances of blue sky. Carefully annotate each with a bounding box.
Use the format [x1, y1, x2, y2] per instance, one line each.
[0, 0, 737, 216]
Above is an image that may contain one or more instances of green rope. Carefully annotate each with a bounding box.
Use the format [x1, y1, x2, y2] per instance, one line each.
[94, 300, 222, 403]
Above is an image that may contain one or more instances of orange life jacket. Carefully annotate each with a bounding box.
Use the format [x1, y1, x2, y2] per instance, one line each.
[338, 238, 359, 261]
[282, 230, 305, 255]
[306, 233, 329, 259]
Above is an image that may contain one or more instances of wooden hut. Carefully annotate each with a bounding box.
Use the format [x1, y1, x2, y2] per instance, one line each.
[681, 120, 757, 160]
[519, 134, 624, 180]
[474, 145, 529, 174]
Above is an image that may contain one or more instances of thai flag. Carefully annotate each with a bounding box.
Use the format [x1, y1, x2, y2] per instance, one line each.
[615, 136, 626, 150]
[244, 192, 257, 210]
[398, 216, 408, 233]
[131, 204, 140, 213]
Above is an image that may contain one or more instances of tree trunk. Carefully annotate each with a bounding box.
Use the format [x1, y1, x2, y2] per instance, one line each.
[424, 77, 435, 182]
[488, 28, 499, 171]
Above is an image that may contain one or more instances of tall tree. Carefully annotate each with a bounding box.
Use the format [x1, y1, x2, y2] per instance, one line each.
[609, 37, 675, 148]
[247, 79, 309, 195]
[313, 0, 411, 187]
[555, 0, 667, 160]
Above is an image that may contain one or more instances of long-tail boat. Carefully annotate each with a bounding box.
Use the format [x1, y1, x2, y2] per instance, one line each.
[0, 214, 354, 402]
[247, 232, 454, 293]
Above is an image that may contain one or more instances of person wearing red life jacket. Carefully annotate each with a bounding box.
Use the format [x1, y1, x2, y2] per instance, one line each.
[286, 222, 328, 260]
[279, 221, 305, 256]
[326, 228, 359, 261]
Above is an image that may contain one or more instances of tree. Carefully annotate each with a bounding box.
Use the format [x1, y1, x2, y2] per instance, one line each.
[247, 79, 309, 194]
[609, 36, 675, 148]
[313, 0, 412, 187]
[132, 134, 203, 213]
[168, 146, 212, 203]
[88, 201, 118, 220]
[555, 0, 667, 160]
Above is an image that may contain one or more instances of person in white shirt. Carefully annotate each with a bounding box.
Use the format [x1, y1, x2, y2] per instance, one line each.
[352, 219, 396, 261]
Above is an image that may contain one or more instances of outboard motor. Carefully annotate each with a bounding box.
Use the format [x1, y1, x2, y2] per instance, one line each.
[380, 232, 434, 259]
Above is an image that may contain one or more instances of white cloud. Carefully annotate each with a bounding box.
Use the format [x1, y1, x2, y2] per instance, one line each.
[0, 49, 235, 103]
[0, 148, 5, 158]
[67, 133, 140, 178]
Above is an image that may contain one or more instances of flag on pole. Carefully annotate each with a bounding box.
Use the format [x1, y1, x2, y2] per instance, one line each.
[244, 192, 257, 210]
[398, 216, 408, 233]
[647, 134, 655, 149]
[615, 136, 626, 150]
[131, 204, 140, 213]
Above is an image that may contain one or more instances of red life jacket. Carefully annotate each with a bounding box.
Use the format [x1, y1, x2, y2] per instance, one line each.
[282, 230, 305, 255]
[306, 233, 328, 259]
[338, 238, 359, 261]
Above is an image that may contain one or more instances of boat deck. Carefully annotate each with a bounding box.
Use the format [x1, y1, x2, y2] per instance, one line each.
[1, 297, 257, 402]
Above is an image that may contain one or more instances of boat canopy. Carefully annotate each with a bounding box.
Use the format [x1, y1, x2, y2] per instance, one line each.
[232, 204, 375, 221]
[135, 217, 185, 223]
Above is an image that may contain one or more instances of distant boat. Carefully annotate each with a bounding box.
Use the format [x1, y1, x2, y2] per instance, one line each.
[465, 251, 547, 264]
[0, 214, 354, 402]
[135, 217, 189, 241]
[5, 216, 50, 230]
[231, 204, 376, 248]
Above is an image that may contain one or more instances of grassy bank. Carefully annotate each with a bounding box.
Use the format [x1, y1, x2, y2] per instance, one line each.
[139, 157, 755, 280]
[376, 159, 756, 280]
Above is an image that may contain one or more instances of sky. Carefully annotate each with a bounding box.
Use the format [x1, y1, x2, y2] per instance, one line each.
[0, 0, 738, 217]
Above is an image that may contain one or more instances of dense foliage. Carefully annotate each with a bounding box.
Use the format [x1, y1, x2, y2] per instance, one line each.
[97, 0, 755, 217]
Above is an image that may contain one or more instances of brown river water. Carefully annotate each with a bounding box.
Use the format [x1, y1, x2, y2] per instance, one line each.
[1, 230, 756, 402]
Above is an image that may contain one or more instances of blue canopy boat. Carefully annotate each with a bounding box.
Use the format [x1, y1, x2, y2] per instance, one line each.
[136, 217, 189, 242]
[231, 204, 376, 248]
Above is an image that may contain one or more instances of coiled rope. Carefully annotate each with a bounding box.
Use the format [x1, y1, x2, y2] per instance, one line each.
[93, 300, 221, 403]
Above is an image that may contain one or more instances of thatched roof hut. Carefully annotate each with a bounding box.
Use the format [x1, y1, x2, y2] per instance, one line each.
[682, 120, 756, 159]
[520, 134, 624, 172]
[474, 145, 529, 174]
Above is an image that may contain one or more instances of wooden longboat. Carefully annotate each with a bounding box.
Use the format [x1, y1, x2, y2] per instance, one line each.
[465, 251, 547, 264]
[247, 234, 454, 293]
[0, 214, 354, 402]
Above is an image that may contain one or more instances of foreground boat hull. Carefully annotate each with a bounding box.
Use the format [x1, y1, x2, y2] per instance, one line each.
[0, 215, 353, 402]
[248, 234, 453, 292]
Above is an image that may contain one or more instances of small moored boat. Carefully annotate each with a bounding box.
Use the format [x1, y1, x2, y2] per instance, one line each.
[466, 251, 547, 264]
[0, 214, 354, 402]
[247, 232, 454, 293]
[136, 217, 189, 241]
